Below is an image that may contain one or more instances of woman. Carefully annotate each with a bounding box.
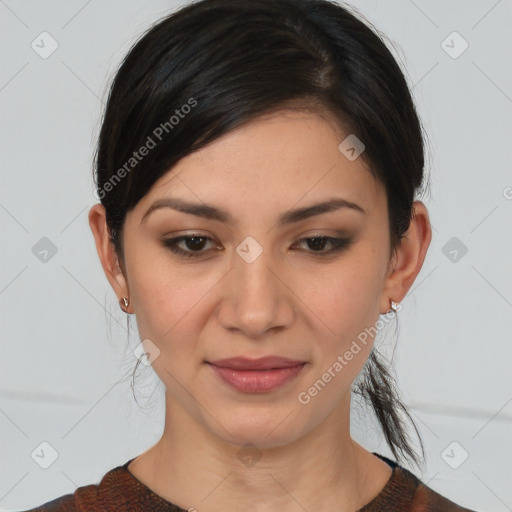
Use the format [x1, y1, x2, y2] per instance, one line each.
[21, 0, 478, 510]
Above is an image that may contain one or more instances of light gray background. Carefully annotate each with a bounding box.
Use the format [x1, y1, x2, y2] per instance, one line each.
[1, 1, 511, 511]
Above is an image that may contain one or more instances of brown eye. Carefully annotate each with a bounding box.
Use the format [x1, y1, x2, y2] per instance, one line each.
[162, 234, 218, 258]
[293, 236, 352, 254]
[162, 234, 352, 260]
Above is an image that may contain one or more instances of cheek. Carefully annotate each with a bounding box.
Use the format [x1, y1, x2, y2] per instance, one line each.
[300, 256, 385, 399]
[307, 258, 382, 341]
[296, 269, 379, 412]
[125, 247, 223, 352]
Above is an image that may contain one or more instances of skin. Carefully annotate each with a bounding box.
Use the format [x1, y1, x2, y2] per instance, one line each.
[89, 110, 431, 512]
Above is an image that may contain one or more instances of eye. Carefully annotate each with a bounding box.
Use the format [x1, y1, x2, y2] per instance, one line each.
[162, 234, 218, 258]
[292, 236, 353, 255]
[162, 233, 353, 259]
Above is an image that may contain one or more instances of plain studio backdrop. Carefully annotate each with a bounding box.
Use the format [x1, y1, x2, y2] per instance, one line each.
[0, 1, 511, 511]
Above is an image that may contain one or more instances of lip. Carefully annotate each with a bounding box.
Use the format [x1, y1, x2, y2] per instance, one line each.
[209, 356, 305, 370]
[207, 357, 306, 393]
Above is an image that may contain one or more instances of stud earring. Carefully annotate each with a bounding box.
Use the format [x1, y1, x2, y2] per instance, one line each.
[390, 299, 399, 313]
[119, 296, 130, 313]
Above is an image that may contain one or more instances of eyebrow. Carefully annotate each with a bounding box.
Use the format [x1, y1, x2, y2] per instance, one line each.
[140, 196, 365, 226]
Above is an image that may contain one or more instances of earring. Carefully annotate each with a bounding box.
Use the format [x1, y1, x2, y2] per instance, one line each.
[390, 299, 399, 313]
[119, 296, 130, 313]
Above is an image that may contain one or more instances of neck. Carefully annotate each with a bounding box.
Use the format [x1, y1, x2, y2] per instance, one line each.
[128, 390, 392, 512]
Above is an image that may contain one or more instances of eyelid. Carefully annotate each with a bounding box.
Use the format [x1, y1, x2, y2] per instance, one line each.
[161, 231, 353, 259]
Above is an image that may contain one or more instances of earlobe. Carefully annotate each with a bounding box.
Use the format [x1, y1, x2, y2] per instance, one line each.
[88, 203, 130, 308]
[379, 201, 432, 312]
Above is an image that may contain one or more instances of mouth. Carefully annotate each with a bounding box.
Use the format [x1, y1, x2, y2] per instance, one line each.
[207, 356, 307, 393]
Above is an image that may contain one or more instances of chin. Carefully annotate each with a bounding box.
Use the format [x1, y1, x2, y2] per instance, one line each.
[207, 407, 307, 450]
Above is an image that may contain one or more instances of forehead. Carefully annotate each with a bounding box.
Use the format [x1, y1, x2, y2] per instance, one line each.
[133, 110, 384, 221]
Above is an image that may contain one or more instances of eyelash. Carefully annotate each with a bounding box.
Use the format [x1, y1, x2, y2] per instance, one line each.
[161, 233, 353, 259]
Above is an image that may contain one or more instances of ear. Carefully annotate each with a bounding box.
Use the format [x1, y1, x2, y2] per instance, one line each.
[379, 200, 432, 314]
[88, 203, 133, 313]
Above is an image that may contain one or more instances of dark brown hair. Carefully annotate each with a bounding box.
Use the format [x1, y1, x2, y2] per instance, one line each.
[94, 0, 430, 470]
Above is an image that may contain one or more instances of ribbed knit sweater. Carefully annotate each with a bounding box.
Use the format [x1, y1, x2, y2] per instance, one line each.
[18, 452, 478, 511]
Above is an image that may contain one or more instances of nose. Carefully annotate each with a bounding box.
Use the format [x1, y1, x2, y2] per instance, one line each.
[217, 244, 295, 339]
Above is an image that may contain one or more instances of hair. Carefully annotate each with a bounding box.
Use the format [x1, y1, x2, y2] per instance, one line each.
[94, 0, 430, 470]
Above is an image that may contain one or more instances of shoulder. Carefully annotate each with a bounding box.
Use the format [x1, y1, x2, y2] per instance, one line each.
[370, 453, 479, 512]
[15, 458, 185, 512]
[16, 492, 76, 511]
[15, 482, 102, 512]
[410, 476, 479, 512]
[15, 460, 129, 512]
[395, 462, 478, 511]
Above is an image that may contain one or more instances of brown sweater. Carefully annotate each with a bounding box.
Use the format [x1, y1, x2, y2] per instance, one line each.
[18, 453, 478, 511]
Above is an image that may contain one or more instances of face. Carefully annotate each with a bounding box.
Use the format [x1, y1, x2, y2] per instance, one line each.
[104, 110, 399, 448]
